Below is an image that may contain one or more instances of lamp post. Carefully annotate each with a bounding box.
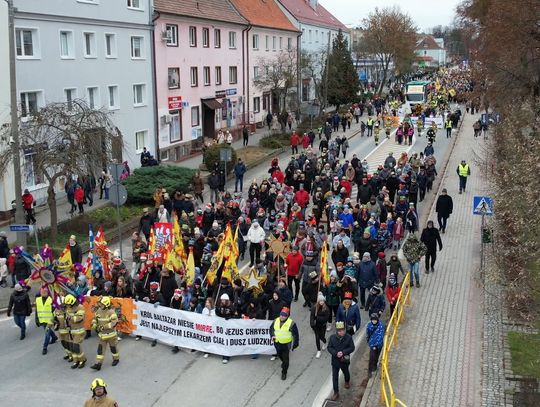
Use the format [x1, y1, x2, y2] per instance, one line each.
[6, 0, 26, 246]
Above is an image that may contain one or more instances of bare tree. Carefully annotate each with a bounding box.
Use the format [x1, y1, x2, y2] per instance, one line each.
[0, 99, 122, 241]
[360, 6, 417, 94]
[253, 47, 298, 128]
[300, 48, 327, 113]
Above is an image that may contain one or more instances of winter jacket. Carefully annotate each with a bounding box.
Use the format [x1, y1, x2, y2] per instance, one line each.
[69, 243, 83, 265]
[366, 321, 385, 348]
[436, 194, 453, 218]
[328, 332, 355, 367]
[300, 257, 319, 284]
[386, 284, 401, 305]
[285, 252, 303, 277]
[402, 237, 427, 263]
[421, 227, 443, 253]
[336, 303, 361, 332]
[387, 257, 404, 276]
[324, 282, 341, 307]
[14, 255, 31, 281]
[8, 290, 32, 316]
[310, 305, 330, 328]
[267, 296, 287, 320]
[139, 214, 153, 236]
[365, 293, 385, 316]
[357, 260, 378, 289]
[331, 246, 349, 268]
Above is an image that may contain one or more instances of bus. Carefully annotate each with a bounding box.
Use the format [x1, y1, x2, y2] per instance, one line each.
[405, 80, 431, 109]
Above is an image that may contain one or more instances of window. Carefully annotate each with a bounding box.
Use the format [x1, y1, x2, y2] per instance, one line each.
[315, 30, 318, 43]
[308, 29, 312, 42]
[302, 81, 309, 102]
[202, 28, 209, 47]
[24, 153, 44, 188]
[228, 31, 236, 49]
[253, 66, 260, 80]
[279, 36, 283, 49]
[127, 0, 142, 9]
[190, 67, 198, 87]
[65, 88, 77, 111]
[168, 67, 180, 89]
[169, 112, 181, 142]
[165, 24, 178, 46]
[108, 85, 119, 109]
[215, 66, 222, 85]
[191, 106, 200, 127]
[135, 130, 147, 153]
[133, 84, 146, 106]
[287, 37, 292, 50]
[59, 31, 74, 58]
[20, 91, 40, 117]
[214, 29, 221, 48]
[189, 26, 197, 47]
[15, 28, 37, 57]
[203, 66, 211, 86]
[252, 34, 259, 50]
[105, 33, 117, 57]
[272, 36, 276, 50]
[229, 66, 237, 84]
[265, 35, 269, 50]
[131, 36, 144, 58]
[87, 87, 99, 109]
[253, 97, 260, 113]
[83, 32, 96, 58]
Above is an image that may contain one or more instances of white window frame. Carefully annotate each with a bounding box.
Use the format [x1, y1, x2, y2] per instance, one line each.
[168, 67, 180, 89]
[203, 66, 211, 86]
[19, 90, 43, 118]
[169, 112, 181, 143]
[127, 0, 143, 10]
[215, 66, 222, 85]
[214, 29, 221, 48]
[229, 66, 237, 85]
[165, 24, 178, 47]
[64, 88, 77, 111]
[135, 129, 147, 153]
[272, 36, 276, 51]
[288, 37, 292, 50]
[132, 83, 146, 107]
[77, 0, 99, 4]
[253, 97, 260, 113]
[23, 152, 45, 189]
[190, 67, 198, 87]
[107, 85, 119, 110]
[228, 31, 236, 49]
[83, 31, 97, 58]
[191, 106, 200, 127]
[253, 66, 259, 80]
[202, 28, 210, 48]
[279, 36, 283, 50]
[86, 86, 100, 109]
[252, 34, 259, 50]
[189, 26, 197, 47]
[15, 27, 40, 59]
[265, 35, 269, 51]
[104, 33, 117, 58]
[131, 36, 145, 59]
[59, 30, 75, 59]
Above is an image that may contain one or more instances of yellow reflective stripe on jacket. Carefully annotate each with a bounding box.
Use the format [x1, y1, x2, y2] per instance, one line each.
[98, 331, 118, 340]
[36, 296, 53, 324]
[459, 164, 469, 177]
[273, 318, 293, 344]
[70, 328, 86, 335]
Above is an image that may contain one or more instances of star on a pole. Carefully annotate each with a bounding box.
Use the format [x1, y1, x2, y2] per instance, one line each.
[241, 267, 266, 293]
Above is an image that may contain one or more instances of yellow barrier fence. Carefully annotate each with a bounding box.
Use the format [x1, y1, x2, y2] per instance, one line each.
[379, 272, 412, 407]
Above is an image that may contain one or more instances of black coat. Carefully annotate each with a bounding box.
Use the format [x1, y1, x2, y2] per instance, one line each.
[8, 290, 32, 316]
[421, 227, 443, 253]
[69, 243, 82, 265]
[267, 297, 287, 320]
[435, 194, 453, 218]
[14, 255, 31, 281]
[327, 332, 355, 367]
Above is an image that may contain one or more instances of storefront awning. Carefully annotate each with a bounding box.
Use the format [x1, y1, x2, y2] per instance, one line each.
[202, 99, 223, 110]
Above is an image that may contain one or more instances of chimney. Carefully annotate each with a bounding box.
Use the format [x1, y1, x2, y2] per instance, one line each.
[308, 0, 318, 10]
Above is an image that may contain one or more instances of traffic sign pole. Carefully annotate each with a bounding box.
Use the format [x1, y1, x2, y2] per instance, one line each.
[108, 163, 128, 259]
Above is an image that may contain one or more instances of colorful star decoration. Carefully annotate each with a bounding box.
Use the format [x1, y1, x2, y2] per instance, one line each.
[241, 267, 267, 294]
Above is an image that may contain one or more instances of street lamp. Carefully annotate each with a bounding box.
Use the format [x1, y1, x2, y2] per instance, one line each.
[6, 0, 27, 246]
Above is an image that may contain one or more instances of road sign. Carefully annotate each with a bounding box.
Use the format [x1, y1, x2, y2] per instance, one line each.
[220, 148, 232, 162]
[473, 196, 494, 216]
[9, 224, 34, 232]
[108, 163, 124, 183]
[109, 183, 128, 206]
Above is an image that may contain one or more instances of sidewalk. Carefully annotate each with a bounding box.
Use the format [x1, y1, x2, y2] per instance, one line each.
[362, 112, 484, 407]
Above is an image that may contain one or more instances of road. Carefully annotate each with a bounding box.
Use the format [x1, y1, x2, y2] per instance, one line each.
[0, 115, 455, 407]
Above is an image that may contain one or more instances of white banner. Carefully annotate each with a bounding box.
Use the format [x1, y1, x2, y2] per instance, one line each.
[133, 301, 275, 356]
[410, 116, 444, 129]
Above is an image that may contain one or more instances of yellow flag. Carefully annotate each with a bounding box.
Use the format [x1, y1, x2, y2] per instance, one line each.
[164, 248, 183, 273]
[320, 242, 330, 286]
[57, 245, 73, 271]
[185, 247, 195, 285]
[221, 254, 238, 283]
[172, 214, 186, 261]
[147, 227, 156, 255]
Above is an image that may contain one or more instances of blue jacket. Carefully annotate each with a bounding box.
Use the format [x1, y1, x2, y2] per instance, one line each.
[336, 303, 361, 331]
[234, 162, 247, 177]
[366, 321, 385, 348]
[358, 260, 378, 288]
[366, 293, 385, 315]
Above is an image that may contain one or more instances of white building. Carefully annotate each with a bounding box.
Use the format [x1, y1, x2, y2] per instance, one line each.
[3, 0, 156, 213]
[415, 35, 447, 68]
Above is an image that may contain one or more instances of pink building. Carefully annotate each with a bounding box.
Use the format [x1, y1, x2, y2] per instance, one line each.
[154, 0, 248, 162]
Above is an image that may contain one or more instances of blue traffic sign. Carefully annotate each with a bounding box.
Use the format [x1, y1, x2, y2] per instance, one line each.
[473, 196, 494, 216]
[9, 224, 34, 232]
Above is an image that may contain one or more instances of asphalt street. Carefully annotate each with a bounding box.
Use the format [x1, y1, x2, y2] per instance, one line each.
[0, 118, 455, 407]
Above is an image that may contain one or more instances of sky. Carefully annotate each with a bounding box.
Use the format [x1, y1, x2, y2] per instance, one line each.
[318, 0, 462, 32]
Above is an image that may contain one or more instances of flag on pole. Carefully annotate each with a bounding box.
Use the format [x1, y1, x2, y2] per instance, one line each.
[320, 242, 330, 286]
[57, 245, 73, 272]
[172, 214, 186, 261]
[222, 254, 239, 283]
[147, 227, 156, 255]
[94, 226, 111, 279]
[185, 247, 196, 285]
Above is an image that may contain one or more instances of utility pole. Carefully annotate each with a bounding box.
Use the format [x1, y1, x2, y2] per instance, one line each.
[6, 0, 26, 246]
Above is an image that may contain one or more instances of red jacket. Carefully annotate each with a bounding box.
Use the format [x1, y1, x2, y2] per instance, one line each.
[271, 170, 285, 184]
[386, 285, 401, 304]
[290, 133, 300, 146]
[294, 190, 310, 208]
[302, 135, 310, 149]
[74, 188, 85, 204]
[392, 222, 405, 240]
[285, 252, 304, 277]
[22, 193, 34, 210]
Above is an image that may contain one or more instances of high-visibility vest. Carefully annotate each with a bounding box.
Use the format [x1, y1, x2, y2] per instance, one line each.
[273, 318, 293, 344]
[445, 120, 452, 128]
[367, 118, 373, 126]
[459, 164, 469, 177]
[36, 296, 53, 324]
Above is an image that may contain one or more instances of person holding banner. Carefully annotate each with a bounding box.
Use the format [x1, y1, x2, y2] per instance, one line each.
[216, 293, 238, 363]
[270, 307, 299, 380]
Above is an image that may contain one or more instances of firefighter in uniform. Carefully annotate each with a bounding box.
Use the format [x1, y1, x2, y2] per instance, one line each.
[84, 378, 118, 407]
[90, 296, 120, 370]
[49, 299, 73, 361]
[416, 117, 423, 136]
[65, 293, 87, 368]
[384, 118, 392, 139]
[373, 122, 381, 145]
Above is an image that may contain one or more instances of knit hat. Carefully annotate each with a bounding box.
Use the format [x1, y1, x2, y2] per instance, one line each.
[370, 313, 379, 321]
[14, 283, 23, 292]
[317, 292, 326, 303]
[377, 252, 385, 259]
[388, 274, 397, 286]
[363, 252, 371, 259]
[220, 293, 230, 301]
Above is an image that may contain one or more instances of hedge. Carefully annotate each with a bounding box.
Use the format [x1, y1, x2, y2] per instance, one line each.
[203, 144, 237, 175]
[123, 165, 196, 204]
[259, 133, 290, 149]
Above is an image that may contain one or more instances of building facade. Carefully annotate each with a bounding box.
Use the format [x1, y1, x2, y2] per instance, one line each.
[153, 0, 248, 162]
[415, 35, 447, 68]
[9, 0, 156, 207]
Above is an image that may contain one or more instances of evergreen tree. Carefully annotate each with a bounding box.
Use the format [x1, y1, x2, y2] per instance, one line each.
[323, 30, 359, 111]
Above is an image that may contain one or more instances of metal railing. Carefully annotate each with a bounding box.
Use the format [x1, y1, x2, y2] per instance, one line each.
[379, 272, 412, 407]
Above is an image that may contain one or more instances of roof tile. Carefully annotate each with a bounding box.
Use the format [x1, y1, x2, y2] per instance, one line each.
[229, 0, 299, 32]
[279, 0, 348, 31]
[155, 0, 248, 25]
